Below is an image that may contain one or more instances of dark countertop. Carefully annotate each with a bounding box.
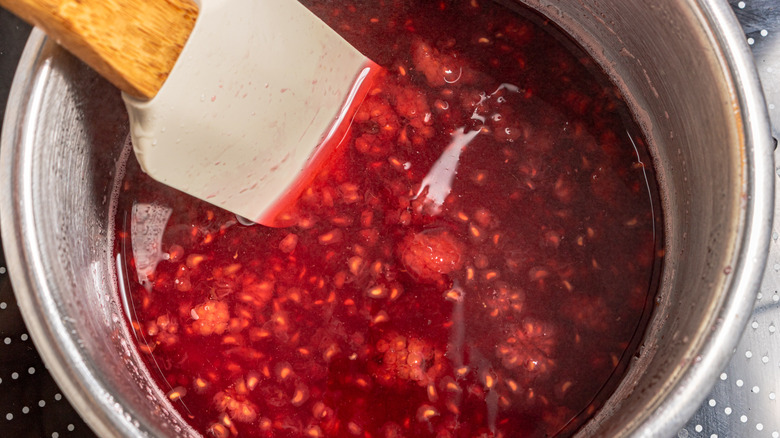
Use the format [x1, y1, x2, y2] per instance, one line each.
[1, 8, 95, 438]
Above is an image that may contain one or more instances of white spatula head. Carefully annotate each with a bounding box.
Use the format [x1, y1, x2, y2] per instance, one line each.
[123, 0, 378, 225]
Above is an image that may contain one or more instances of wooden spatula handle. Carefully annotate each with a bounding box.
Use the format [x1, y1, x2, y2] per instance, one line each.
[0, 0, 198, 99]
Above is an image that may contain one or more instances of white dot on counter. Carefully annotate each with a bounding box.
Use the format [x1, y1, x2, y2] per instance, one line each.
[736, 379, 744, 387]
[720, 372, 727, 380]
[758, 424, 765, 431]
[5, 413, 12, 421]
[0, 302, 6, 310]
[753, 386, 760, 393]
[748, 37, 755, 45]
[38, 400, 45, 408]
[67, 424, 74, 432]
[752, 321, 759, 329]
[52, 432, 59, 438]
[27, 367, 35, 375]
[695, 425, 703, 432]
[761, 29, 769, 37]
[21, 407, 28, 414]
[20, 334, 28, 341]
[54, 393, 62, 401]
[741, 415, 748, 423]
[763, 356, 770, 364]
[710, 434, 718, 438]
[745, 350, 753, 358]
[11, 373, 18, 380]
[3, 338, 10, 345]
[708, 399, 716, 407]
[738, 1, 745, 8]
[725, 407, 732, 415]
[773, 432, 779, 438]
[0, 267, 5, 274]
[770, 392, 776, 400]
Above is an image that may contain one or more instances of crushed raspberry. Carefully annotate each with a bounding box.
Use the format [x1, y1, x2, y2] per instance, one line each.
[116, 1, 663, 437]
[191, 300, 229, 336]
[400, 230, 463, 282]
[214, 390, 259, 423]
[496, 319, 557, 374]
[371, 333, 445, 388]
[390, 85, 434, 132]
[411, 39, 477, 88]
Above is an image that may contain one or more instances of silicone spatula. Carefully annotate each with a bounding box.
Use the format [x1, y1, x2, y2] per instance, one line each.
[0, 0, 379, 225]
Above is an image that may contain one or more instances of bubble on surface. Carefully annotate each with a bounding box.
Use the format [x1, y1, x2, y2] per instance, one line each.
[235, 214, 256, 226]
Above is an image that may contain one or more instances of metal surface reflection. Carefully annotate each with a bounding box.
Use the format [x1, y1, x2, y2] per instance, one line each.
[683, 1, 780, 437]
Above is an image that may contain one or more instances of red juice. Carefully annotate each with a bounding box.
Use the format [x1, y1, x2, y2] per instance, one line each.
[113, 1, 664, 437]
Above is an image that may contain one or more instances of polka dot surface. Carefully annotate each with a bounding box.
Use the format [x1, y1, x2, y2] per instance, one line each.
[0, 204, 95, 436]
[679, 3, 780, 437]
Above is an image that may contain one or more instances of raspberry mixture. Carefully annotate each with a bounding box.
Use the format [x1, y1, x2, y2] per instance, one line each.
[114, 1, 664, 437]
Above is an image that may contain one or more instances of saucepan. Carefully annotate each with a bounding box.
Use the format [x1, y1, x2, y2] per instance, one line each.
[0, 0, 773, 436]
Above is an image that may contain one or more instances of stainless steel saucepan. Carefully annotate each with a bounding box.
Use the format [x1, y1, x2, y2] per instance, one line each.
[0, 0, 774, 436]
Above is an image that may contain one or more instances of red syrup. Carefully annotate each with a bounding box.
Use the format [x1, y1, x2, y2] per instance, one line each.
[114, 1, 664, 437]
[258, 61, 383, 226]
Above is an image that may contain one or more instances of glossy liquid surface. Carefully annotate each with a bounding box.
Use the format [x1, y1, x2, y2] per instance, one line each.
[114, 1, 664, 436]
